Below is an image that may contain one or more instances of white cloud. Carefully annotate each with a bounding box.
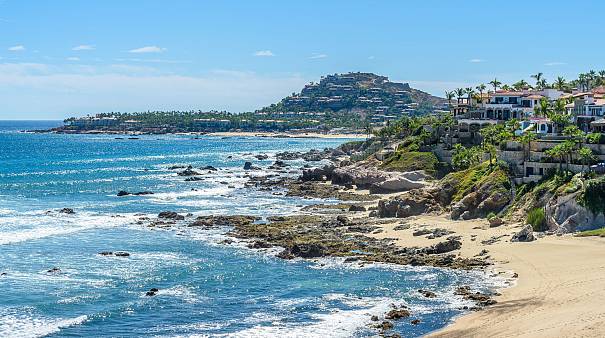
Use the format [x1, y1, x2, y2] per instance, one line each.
[66, 57, 80, 61]
[72, 45, 95, 51]
[0, 63, 308, 117]
[128, 46, 165, 53]
[8, 45, 25, 51]
[254, 50, 275, 57]
[469, 58, 485, 63]
[309, 53, 327, 59]
[544, 61, 566, 66]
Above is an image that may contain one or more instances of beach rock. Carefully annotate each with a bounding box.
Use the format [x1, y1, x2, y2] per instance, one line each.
[301, 165, 335, 182]
[545, 188, 605, 233]
[243, 161, 259, 170]
[385, 308, 410, 320]
[348, 205, 366, 212]
[378, 188, 442, 218]
[58, 208, 75, 214]
[422, 239, 462, 254]
[331, 160, 429, 193]
[418, 289, 437, 298]
[489, 217, 504, 227]
[188, 215, 258, 228]
[254, 154, 269, 160]
[248, 241, 272, 249]
[291, 243, 325, 258]
[177, 166, 201, 176]
[411, 319, 421, 325]
[370, 315, 379, 321]
[200, 165, 217, 171]
[379, 321, 394, 331]
[158, 211, 185, 220]
[511, 225, 535, 242]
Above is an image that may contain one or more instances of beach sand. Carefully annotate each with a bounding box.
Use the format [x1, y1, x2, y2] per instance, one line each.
[364, 214, 605, 338]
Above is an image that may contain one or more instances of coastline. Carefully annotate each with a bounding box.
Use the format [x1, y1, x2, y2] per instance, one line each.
[425, 230, 605, 337]
[206, 131, 367, 139]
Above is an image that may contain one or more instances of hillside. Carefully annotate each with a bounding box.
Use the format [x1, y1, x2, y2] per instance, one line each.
[259, 72, 446, 119]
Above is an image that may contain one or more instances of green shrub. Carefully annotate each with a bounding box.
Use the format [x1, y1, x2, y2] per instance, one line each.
[527, 207, 547, 232]
[486, 212, 496, 220]
[578, 176, 605, 215]
[381, 150, 439, 175]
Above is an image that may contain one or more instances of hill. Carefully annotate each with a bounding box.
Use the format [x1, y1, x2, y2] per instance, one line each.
[259, 72, 446, 122]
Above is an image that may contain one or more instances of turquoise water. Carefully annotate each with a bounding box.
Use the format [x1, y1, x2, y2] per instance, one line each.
[0, 121, 496, 337]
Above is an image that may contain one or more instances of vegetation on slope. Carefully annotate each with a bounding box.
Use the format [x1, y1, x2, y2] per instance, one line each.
[578, 176, 605, 215]
[439, 162, 511, 203]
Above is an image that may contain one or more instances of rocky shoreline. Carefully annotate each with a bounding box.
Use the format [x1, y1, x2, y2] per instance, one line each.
[99, 142, 504, 336]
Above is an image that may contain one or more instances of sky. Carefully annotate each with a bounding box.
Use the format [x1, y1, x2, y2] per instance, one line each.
[1, 0, 605, 119]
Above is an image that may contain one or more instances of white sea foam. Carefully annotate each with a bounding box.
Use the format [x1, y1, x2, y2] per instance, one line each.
[0, 313, 87, 338]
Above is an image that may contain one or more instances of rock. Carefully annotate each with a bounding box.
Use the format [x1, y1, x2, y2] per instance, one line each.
[47, 267, 61, 274]
[336, 215, 349, 225]
[511, 225, 535, 242]
[150, 287, 159, 292]
[348, 205, 366, 212]
[0, 272, 7, 276]
[117, 190, 130, 196]
[418, 289, 437, 298]
[254, 154, 269, 160]
[370, 315, 379, 321]
[378, 188, 442, 218]
[185, 177, 204, 181]
[379, 321, 394, 330]
[58, 208, 75, 214]
[200, 165, 217, 171]
[385, 308, 410, 320]
[411, 319, 421, 325]
[243, 161, 259, 170]
[98, 251, 113, 256]
[158, 211, 185, 220]
[301, 165, 335, 182]
[145, 291, 156, 296]
[288, 243, 325, 258]
[188, 215, 258, 228]
[423, 239, 462, 254]
[412, 229, 431, 236]
[248, 241, 272, 249]
[168, 165, 187, 170]
[114, 251, 130, 257]
[176, 165, 201, 176]
[489, 217, 504, 227]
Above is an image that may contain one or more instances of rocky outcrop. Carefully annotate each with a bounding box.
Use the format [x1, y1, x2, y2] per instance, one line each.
[301, 164, 336, 182]
[378, 188, 443, 218]
[177, 166, 202, 176]
[545, 191, 605, 233]
[117, 191, 153, 196]
[188, 215, 258, 228]
[511, 225, 535, 242]
[450, 189, 510, 220]
[331, 160, 429, 193]
[58, 208, 75, 214]
[158, 211, 185, 220]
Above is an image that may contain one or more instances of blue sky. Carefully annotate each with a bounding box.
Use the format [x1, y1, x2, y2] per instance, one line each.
[1, 0, 604, 119]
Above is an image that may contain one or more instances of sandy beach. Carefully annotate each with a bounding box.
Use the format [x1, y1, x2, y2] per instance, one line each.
[362, 214, 605, 337]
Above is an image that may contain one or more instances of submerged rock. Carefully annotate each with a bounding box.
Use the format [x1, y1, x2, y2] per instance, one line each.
[158, 211, 185, 220]
[58, 208, 75, 214]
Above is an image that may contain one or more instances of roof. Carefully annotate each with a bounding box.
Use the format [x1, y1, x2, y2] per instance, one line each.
[525, 94, 544, 99]
[590, 119, 605, 126]
[491, 91, 524, 96]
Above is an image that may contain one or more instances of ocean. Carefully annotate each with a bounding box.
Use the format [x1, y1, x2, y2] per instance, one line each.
[0, 121, 497, 337]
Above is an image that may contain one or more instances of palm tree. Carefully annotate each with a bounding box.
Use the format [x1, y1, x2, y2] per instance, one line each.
[465, 87, 475, 106]
[554, 76, 567, 91]
[531, 73, 544, 88]
[501, 84, 512, 91]
[455, 88, 466, 102]
[513, 80, 529, 91]
[519, 131, 537, 162]
[578, 147, 595, 172]
[476, 84, 486, 103]
[489, 78, 502, 93]
[445, 91, 455, 107]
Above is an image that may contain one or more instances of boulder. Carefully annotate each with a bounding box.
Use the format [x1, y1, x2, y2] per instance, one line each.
[254, 154, 269, 160]
[348, 205, 366, 212]
[489, 217, 504, 227]
[301, 165, 335, 182]
[158, 211, 185, 220]
[243, 161, 259, 170]
[423, 239, 462, 254]
[286, 243, 325, 258]
[418, 289, 437, 298]
[117, 190, 130, 196]
[511, 225, 535, 242]
[385, 308, 410, 320]
[58, 208, 75, 214]
[177, 166, 201, 176]
[200, 165, 217, 171]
